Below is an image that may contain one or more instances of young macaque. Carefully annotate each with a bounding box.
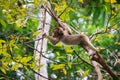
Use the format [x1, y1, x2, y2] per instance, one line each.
[43, 27, 97, 57]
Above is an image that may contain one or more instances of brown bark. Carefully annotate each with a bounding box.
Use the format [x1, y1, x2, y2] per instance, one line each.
[91, 61, 102, 80]
[92, 53, 118, 80]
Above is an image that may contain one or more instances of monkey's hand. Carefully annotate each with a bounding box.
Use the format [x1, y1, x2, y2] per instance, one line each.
[42, 33, 47, 38]
[88, 50, 98, 60]
[89, 53, 96, 60]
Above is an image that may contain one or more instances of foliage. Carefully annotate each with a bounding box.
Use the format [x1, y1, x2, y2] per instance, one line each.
[0, 0, 42, 79]
[47, 0, 120, 80]
[0, 0, 120, 80]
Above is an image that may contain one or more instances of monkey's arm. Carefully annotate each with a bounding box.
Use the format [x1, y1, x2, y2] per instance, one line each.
[58, 19, 72, 34]
[43, 33, 60, 45]
[47, 36, 60, 45]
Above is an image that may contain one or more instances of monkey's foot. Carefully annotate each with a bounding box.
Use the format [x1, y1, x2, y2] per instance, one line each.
[42, 33, 47, 38]
[89, 53, 97, 60]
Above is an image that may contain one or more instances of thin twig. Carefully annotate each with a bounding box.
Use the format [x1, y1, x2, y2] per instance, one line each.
[90, 19, 120, 39]
[25, 37, 43, 44]
[13, 58, 52, 80]
[58, 0, 72, 18]
[0, 73, 16, 80]
[25, 44, 62, 63]
[71, 47, 94, 67]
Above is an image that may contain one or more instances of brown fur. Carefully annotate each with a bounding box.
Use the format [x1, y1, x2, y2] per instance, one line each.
[43, 27, 97, 54]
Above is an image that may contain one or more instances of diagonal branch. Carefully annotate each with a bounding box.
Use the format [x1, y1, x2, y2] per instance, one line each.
[58, 0, 72, 18]
[71, 47, 94, 67]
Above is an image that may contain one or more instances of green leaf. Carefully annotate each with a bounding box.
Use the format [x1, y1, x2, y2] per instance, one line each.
[34, 0, 39, 6]
[62, 68, 67, 75]
[0, 68, 6, 74]
[0, 77, 5, 79]
[65, 46, 73, 53]
[10, 40, 15, 45]
[83, 69, 89, 77]
[57, 56, 66, 59]
[105, 0, 117, 3]
[100, 10, 106, 27]
[56, 52, 60, 56]
[68, 62, 72, 68]
[50, 64, 65, 70]
[103, 79, 107, 80]
[0, 19, 6, 28]
[12, 63, 21, 70]
[93, 8, 101, 24]
[0, 39, 5, 43]
[32, 31, 40, 37]
[79, 0, 84, 3]
[55, 43, 63, 47]
[20, 56, 33, 64]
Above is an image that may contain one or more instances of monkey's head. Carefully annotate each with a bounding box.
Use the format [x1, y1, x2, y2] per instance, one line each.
[52, 27, 63, 38]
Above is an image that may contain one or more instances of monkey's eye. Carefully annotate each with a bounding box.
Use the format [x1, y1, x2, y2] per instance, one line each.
[53, 34, 57, 37]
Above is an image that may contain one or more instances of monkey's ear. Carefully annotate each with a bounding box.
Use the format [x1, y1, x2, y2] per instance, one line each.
[53, 27, 59, 31]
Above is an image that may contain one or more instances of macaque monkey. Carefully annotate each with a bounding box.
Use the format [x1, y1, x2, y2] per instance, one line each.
[43, 27, 97, 57]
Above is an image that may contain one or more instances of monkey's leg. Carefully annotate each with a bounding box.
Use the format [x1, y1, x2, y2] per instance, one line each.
[81, 44, 96, 59]
[82, 38, 97, 59]
[92, 61, 102, 80]
[80, 45, 102, 80]
[46, 36, 60, 45]
[88, 50, 96, 59]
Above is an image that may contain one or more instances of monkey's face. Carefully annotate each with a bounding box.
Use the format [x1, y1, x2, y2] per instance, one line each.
[52, 28, 63, 38]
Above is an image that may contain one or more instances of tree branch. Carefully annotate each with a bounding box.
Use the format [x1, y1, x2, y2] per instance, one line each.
[71, 47, 94, 67]
[58, 0, 72, 18]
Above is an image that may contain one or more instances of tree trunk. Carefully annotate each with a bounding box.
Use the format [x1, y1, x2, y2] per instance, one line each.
[34, 3, 51, 80]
